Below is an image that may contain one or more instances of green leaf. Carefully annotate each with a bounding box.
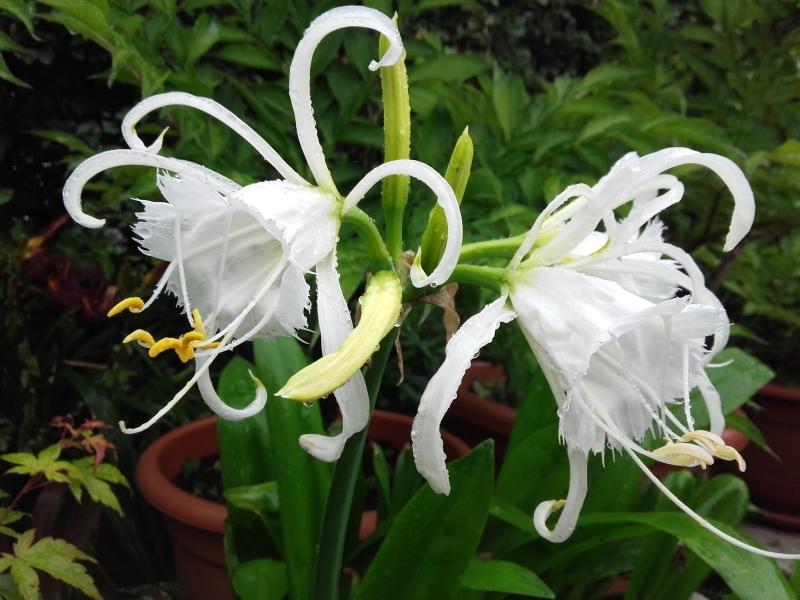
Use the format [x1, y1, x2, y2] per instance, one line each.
[497, 425, 568, 513]
[71, 457, 126, 516]
[0, 530, 101, 600]
[37, 0, 113, 45]
[769, 140, 800, 168]
[371, 442, 392, 523]
[460, 559, 554, 597]
[0, 573, 23, 600]
[212, 44, 282, 71]
[27, 130, 94, 155]
[0, 54, 30, 89]
[408, 54, 490, 83]
[0, 189, 12, 206]
[577, 113, 638, 142]
[232, 559, 288, 600]
[488, 496, 537, 536]
[186, 13, 220, 64]
[0, 32, 29, 54]
[254, 337, 331, 600]
[0, 0, 36, 38]
[581, 513, 796, 600]
[2, 445, 76, 485]
[688, 348, 774, 430]
[506, 367, 558, 459]
[391, 448, 423, 516]
[355, 441, 494, 600]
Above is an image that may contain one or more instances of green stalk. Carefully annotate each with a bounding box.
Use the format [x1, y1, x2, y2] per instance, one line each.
[379, 22, 411, 265]
[342, 207, 393, 274]
[445, 265, 505, 295]
[458, 233, 527, 263]
[312, 330, 396, 600]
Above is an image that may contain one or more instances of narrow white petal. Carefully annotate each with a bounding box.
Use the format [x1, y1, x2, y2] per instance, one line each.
[343, 159, 463, 287]
[197, 362, 267, 420]
[64, 150, 240, 229]
[304, 250, 370, 461]
[121, 92, 309, 186]
[290, 7, 402, 193]
[412, 296, 516, 494]
[533, 448, 588, 542]
[696, 371, 724, 436]
[508, 184, 593, 273]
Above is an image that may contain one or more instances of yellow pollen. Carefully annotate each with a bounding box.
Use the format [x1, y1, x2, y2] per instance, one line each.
[122, 329, 156, 348]
[108, 297, 144, 317]
[148, 337, 183, 358]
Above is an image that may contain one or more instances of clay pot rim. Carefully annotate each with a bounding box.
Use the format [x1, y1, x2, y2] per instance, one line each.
[136, 410, 471, 536]
[136, 416, 226, 534]
[757, 383, 800, 403]
[452, 361, 515, 435]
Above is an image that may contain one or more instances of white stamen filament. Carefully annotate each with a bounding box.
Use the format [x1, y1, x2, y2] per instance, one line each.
[682, 341, 694, 431]
[64, 150, 241, 229]
[121, 92, 309, 186]
[343, 160, 462, 287]
[141, 261, 177, 312]
[210, 210, 234, 333]
[290, 6, 403, 194]
[626, 447, 800, 560]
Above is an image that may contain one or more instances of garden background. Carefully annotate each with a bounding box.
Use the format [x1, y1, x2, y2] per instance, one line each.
[1, 0, 799, 597]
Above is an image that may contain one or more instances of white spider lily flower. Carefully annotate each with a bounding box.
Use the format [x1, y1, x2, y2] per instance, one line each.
[414, 148, 800, 560]
[63, 7, 463, 459]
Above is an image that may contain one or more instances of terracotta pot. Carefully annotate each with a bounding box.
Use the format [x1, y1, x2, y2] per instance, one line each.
[136, 411, 470, 599]
[740, 383, 800, 530]
[450, 362, 514, 465]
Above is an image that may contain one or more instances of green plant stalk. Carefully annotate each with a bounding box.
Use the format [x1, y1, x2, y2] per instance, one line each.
[342, 207, 393, 274]
[313, 330, 396, 600]
[458, 233, 527, 262]
[420, 128, 474, 276]
[379, 25, 411, 266]
[444, 265, 505, 295]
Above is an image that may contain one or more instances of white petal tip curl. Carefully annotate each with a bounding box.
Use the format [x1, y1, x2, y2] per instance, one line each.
[299, 433, 345, 462]
[146, 127, 169, 154]
[533, 499, 566, 541]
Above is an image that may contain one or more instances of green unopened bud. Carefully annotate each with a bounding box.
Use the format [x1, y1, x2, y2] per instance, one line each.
[276, 271, 402, 402]
[380, 15, 411, 264]
[420, 128, 473, 275]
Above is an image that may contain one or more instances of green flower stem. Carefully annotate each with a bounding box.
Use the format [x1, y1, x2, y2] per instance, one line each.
[458, 234, 527, 263]
[444, 265, 505, 295]
[342, 207, 392, 274]
[420, 128, 474, 275]
[312, 330, 396, 600]
[379, 25, 411, 266]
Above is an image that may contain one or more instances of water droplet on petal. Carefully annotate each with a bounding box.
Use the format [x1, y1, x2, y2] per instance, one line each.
[303, 401, 314, 408]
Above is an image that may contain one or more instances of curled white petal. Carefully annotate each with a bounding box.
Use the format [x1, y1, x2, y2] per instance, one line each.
[290, 6, 403, 193]
[533, 448, 588, 542]
[696, 371, 724, 436]
[299, 434, 346, 462]
[344, 159, 463, 287]
[412, 295, 516, 494]
[121, 92, 309, 186]
[507, 184, 593, 274]
[302, 249, 370, 462]
[64, 149, 240, 228]
[197, 361, 267, 420]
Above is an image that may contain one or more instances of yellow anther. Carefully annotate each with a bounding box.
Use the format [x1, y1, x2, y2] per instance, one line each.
[550, 499, 567, 512]
[148, 337, 183, 358]
[653, 440, 715, 470]
[122, 329, 156, 348]
[191, 309, 208, 338]
[108, 297, 144, 317]
[679, 430, 746, 472]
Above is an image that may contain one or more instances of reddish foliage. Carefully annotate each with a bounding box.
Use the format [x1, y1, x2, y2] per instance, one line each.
[51, 415, 116, 472]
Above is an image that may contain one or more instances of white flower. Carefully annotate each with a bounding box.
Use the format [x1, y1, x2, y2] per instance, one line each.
[413, 148, 799, 559]
[63, 7, 463, 460]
